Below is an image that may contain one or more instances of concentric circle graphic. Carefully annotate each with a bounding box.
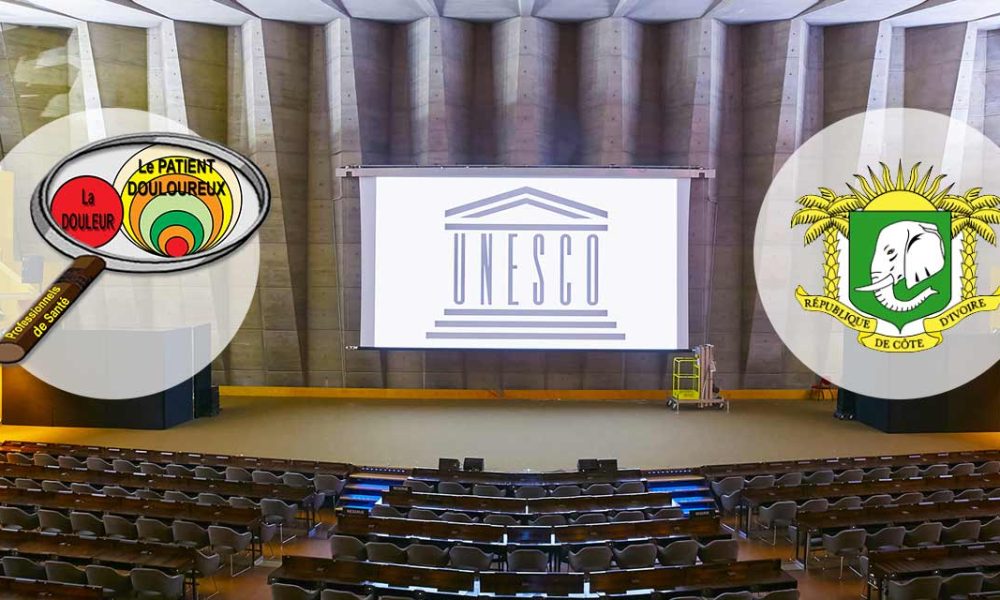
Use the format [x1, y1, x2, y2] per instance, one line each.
[0, 109, 260, 399]
[754, 108, 1000, 399]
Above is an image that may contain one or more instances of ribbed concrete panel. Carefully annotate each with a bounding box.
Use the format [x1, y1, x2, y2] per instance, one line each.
[88, 23, 147, 111]
[174, 22, 227, 142]
[905, 23, 967, 115]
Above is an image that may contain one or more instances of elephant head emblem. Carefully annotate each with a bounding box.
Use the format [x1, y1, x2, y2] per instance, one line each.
[855, 220, 945, 312]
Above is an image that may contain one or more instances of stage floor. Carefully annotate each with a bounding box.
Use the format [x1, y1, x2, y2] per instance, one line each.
[0, 396, 996, 470]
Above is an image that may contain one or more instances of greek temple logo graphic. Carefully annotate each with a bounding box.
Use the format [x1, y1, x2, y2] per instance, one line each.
[791, 162, 1000, 352]
[425, 186, 626, 342]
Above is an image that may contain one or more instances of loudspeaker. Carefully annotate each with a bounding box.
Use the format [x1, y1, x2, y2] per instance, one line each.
[21, 255, 43, 284]
[463, 457, 484, 472]
[578, 459, 599, 472]
[439, 458, 461, 472]
[598, 459, 618, 473]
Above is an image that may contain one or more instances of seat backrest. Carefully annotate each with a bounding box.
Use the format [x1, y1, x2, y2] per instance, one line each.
[903, 522, 942, 546]
[977, 460, 1000, 475]
[803, 470, 834, 485]
[956, 488, 985, 501]
[835, 469, 863, 483]
[699, 539, 739, 563]
[195, 466, 223, 480]
[611, 510, 644, 523]
[746, 475, 775, 489]
[712, 592, 753, 600]
[408, 508, 439, 521]
[2, 556, 44, 579]
[940, 572, 984, 597]
[330, 534, 366, 560]
[32, 453, 58, 467]
[448, 545, 492, 570]
[208, 525, 251, 551]
[798, 498, 829, 513]
[103, 514, 137, 538]
[406, 543, 448, 567]
[616, 482, 646, 494]
[225, 467, 253, 482]
[885, 575, 942, 600]
[112, 459, 137, 473]
[950, 462, 975, 476]
[85, 456, 111, 471]
[472, 484, 505, 497]
[892, 466, 920, 479]
[775, 472, 803, 486]
[365, 542, 406, 563]
[174, 520, 209, 546]
[942, 519, 981, 543]
[863, 494, 892, 508]
[371, 504, 403, 518]
[41, 481, 69, 493]
[70, 511, 104, 536]
[483, 514, 518, 526]
[139, 462, 165, 476]
[575, 512, 608, 524]
[866, 526, 905, 549]
[921, 464, 948, 478]
[614, 543, 657, 568]
[252, 470, 281, 484]
[437, 482, 468, 495]
[137, 517, 173, 542]
[282, 473, 312, 487]
[44, 560, 87, 584]
[38, 509, 71, 533]
[514, 485, 546, 499]
[507, 549, 548, 572]
[551, 485, 582, 497]
[659, 539, 699, 566]
[441, 511, 475, 523]
[402, 479, 433, 493]
[131, 568, 185, 599]
[14, 478, 39, 490]
[86, 565, 132, 594]
[568, 546, 613, 572]
[824, 528, 866, 553]
[271, 582, 318, 600]
[584, 484, 614, 496]
[864, 467, 891, 481]
[532, 514, 568, 526]
[894, 492, 923, 505]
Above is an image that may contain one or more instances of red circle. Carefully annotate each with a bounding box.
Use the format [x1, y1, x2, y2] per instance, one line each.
[164, 237, 189, 257]
[50, 176, 123, 248]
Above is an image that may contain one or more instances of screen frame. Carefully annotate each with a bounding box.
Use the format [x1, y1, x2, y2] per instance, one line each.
[348, 166, 713, 352]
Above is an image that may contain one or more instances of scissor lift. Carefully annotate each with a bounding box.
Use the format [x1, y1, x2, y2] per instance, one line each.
[668, 344, 728, 411]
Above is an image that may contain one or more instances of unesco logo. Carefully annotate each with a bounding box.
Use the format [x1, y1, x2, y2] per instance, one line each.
[427, 187, 625, 342]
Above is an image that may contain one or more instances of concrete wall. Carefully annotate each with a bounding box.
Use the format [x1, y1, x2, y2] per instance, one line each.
[0, 15, 996, 389]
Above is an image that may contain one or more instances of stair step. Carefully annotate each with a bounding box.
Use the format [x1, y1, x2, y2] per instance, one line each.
[346, 482, 394, 492]
[341, 493, 382, 503]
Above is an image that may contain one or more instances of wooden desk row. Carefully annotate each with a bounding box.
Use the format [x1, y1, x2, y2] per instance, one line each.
[702, 449, 1000, 479]
[336, 512, 725, 546]
[410, 467, 643, 487]
[793, 498, 1000, 568]
[867, 542, 1000, 598]
[0, 463, 314, 505]
[0, 530, 198, 597]
[738, 472, 1000, 533]
[1, 441, 351, 478]
[269, 555, 796, 597]
[0, 576, 103, 599]
[381, 488, 675, 515]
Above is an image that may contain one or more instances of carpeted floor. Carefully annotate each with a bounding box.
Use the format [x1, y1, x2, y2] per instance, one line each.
[0, 396, 996, 470]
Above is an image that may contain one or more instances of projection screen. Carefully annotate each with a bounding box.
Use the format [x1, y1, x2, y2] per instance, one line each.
[353, 168, 701, 350]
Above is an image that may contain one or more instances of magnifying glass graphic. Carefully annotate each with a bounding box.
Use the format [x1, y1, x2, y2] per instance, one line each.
[0, 132, 270, 364]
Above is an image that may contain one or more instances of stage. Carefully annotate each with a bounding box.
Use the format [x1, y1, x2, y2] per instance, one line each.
[0, 394, 995, 471]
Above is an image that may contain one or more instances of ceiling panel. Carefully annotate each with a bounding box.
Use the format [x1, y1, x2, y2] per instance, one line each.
[0, 1, 77, 27]
[233, 0, 341, 23]
[803, 0, 924, 24]
[709, 0, 821, 24]
[534, 0, 617, 21]
[889, 0, 1000, 27]
[340, 0, 427, 22]
[627, 0, 715, 22]
[21, 0, 163, 26]
[134, 0, 251, 25]
[441, 0, 519, 21]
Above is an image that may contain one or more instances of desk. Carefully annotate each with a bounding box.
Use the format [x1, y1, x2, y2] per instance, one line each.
[1, 441, 351, 478]
[703, 450, 1000, 480]
[0, 530, 196, 597]
[0, 576, 104, 599]
[793, 499, 1000, 568]
[381, 489, 675, 517]
[410, 467, 643, 487]
[268, 555, 476, 593]
[0, 488, 262, 566]
[589, 558, 794, 596]
[867, 543, 1000, 599]
[739, 473, 1000, 534]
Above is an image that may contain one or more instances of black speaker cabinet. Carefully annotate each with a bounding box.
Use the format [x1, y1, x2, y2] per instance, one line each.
[438, 458, 461, 472]
[578, 459, 599, 472]
[463, 458, 484, 472]
[598, 459, 619, 473]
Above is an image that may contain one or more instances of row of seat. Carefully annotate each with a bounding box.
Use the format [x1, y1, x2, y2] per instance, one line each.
[755, 492, 1000, 540]
[711, 461, 1000, 498]
[0, 506, 259, 576]
[0, 557, 190, 600]
[371, 503, 683, 524]
[5, 444, 328, 497]
[404, 479, 646, 497]
[816, 523, 999, 579]
[868, 570, 1000, 600]
[271, 585, 799, 600]
[330, 534, 740, 571]
[724, 485, 1000, 513]
[4, 452, 347, 497]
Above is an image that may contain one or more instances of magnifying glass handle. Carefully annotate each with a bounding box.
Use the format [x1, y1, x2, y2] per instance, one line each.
[0, 256, 106, 364]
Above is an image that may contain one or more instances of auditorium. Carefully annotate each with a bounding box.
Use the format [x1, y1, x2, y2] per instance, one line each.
[0, 1, 999, 599]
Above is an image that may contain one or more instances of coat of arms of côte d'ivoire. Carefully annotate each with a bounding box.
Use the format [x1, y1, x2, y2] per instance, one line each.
[791, 162, 1000, 353]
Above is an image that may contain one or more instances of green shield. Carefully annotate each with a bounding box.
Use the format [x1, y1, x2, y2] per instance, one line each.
[848, 210, 952, 331]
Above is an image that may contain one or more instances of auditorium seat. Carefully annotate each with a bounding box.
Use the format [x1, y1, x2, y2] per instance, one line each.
[226, 467, 252, 482]
[208, 525, 254, 576]
[891, 466, 920, 479]
[137, 517, 174, 543]
[746, 475, 775, 489]
[440, 511, 475, 523]
[760, 591, 799, 600]
[252, 470, 282, 485]
[583, 483, 615, 495]
[86, 564, 133, 598]
[956, 488, 985, 501]
[31, 453, 58, 467]
[884, 575, 941, 600]
[903, 522, 942, 547]
[2, 556, 45, 579]
[925, 489, 954, 503]
[164, 490, 194, 503]
[950, 462, 976, 476]
[863, 467, 891, 481]
[85, 457, 112, 472]
[134, 489, 162, 501]
[57, 456, 84, 470]
[820, 528, 865, 578]
[982, 517, 1000, 541]
[941, 520, 981, 545]
[648, 507, 683, 519]
[407, 509, 438, 521]
[173, 520, 210, 549]
[272, 583, 320, 600]
[230, 496, 259, 510]
[472, 484, 505, 497]
[282, 473, 313, 488]
[102, 485, 130, 498]
[865, 526, 904, 552]
[613, 543, 657, 568]
[941, 572, 984, 598]
[38, 509, 71, 534]
[70, 511, 104, 537]
[531, 514, 567, 526]
[829, 496, 862, 510]
[44, 560, 87, 585]
[712, 593, 753, 600]
[802, 470, 834, 485]
[448, 545, 492, 570]
[4, 452, 30, 465]
[566, 546, 613, 572]
[139, 462, 166, 476]
[514, 485, 546, 499]
[365, 542, 405, 564]
[195, 466, 224, 480]
[197, 493, 228, 506]
[797, 498, 828, 514]
[834, 469, 863, 484]
[611, 510, 644, 523]
[698, 539, 739, 564]
[131, 568, 185, 600]
[102, 515, 137, 540]
[616, 482, 646, 494]
[437, 482, 469, 495]
[775, 472, 803, 487]
[331, 535, 366, 561]
[710, 476, 744, 497]
[757, 501, 796, 545]
[405, 544, 448, 567]
[71, 483, 100, 495]
[314, 475, 346, 500]
[659, 539, 699, 566]
[14, 478, 39, 490]
[371, 505, 403, 518]
[977, 461, 1000, 475]
[573, 512, 607, 524]
[402, 480, 433, 493]
[321, 590, 368, 600]
[112, 459, 138, 474]
[920, 464, 948, 478]
[507, 549, 548, 572]
[0, 506, 38, 531]
[41, 480, 69, 493]
[550, 485, 582, 497]
[863, 494, 892, 508]
[483, 514, 517, 526]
